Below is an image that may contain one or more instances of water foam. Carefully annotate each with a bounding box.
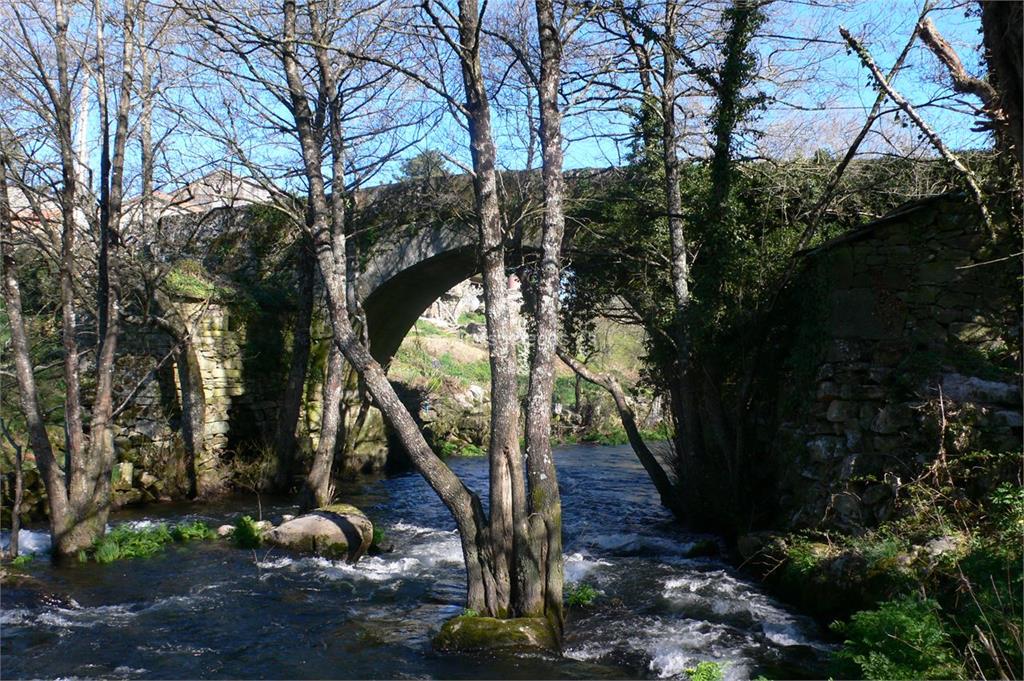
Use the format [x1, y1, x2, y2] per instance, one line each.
[1, 528, 52, 555]
[564, 552, 612, 583]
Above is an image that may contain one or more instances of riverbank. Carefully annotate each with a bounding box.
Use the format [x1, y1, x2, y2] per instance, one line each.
[732, 448, 1022, 680]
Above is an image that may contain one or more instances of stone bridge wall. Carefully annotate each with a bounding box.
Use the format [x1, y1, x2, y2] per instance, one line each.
[764, 196, 1021, 530]
[111, 300, 389, 505]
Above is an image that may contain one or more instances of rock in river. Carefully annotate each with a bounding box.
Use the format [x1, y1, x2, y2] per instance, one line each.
[433, 615, 558, 653]
[262, 504, 373, 563]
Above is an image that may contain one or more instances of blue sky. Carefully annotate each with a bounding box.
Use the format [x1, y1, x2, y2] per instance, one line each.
[487, 0, 993, 175]
[60, 0, 993, 192]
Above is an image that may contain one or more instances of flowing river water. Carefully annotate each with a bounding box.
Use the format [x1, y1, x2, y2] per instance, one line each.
[1, 444, 832, 679]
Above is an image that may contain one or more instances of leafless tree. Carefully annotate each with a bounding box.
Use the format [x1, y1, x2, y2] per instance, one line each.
[0, 0, 142, 559]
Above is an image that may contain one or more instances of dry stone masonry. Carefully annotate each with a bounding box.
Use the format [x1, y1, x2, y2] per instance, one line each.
[766, 195, 1021, 530]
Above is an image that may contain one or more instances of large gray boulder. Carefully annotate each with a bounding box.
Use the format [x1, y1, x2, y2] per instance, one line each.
[262, 504, 373, 563]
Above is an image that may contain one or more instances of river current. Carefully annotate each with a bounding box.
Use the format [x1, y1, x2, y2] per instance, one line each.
[1, 444, 831, 679]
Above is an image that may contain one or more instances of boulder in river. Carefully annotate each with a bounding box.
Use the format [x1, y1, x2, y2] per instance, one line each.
[433, 615, 558, 653]
[262, 504, 373, 563]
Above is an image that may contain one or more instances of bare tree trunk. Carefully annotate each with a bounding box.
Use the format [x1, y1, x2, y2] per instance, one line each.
[139, 1, 155, 240]
[557, 349, 681, 517]
[70, 0, 137, 552]
[298, 344, 344, 513]
[979, 1, 1023, 174]
[1, 420, 25, 559]
[0, 151, 74, 556]
[444, 0, 525, 616]
[10, 441, 22, 559]
[274, 236, 315, 489]
[658, 0, 707, 516]
[517, 0, 566, 625]
[278, 0, 502, 615]
[53, 0, 87, 542]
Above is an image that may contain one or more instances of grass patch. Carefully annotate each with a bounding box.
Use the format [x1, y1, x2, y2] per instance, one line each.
[170, 519, 218, 541]
[413, 319, 445, 336]
[457, 311, 485, 325]
[437, 353, 490, 385]
[164, 260, 233, 301]
[372, 526, 386, 546]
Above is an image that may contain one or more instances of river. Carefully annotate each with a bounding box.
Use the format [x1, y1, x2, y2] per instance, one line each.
[1, 444, 831, 679]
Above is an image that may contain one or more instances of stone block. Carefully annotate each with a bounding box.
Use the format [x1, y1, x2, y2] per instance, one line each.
[941, 373, 1021, 405]
[871, 405, 907, 434]
[827, 340, 859, 362]
[826, 400, 858, 422]
[807, 435, 845, 462]
[816, 382, 841, 401]
[949, 322, 995, 344]
[844, 427, 863, 450]
[829, 289, 894, 340]
[902, 285, 940, 306]
[204, 420, 230, 436]
[919, 259, 958, 284]
[112, 462, 134, 491]
[990, 410, 1023, 428]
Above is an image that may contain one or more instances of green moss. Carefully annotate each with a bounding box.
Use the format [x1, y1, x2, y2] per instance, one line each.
[319, 503, 367, 517]
[164, 259, 233, 300]
[433, 615, 558, 652]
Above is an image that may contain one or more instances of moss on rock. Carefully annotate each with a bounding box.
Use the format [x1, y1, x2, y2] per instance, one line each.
[433, 615, 558, 653]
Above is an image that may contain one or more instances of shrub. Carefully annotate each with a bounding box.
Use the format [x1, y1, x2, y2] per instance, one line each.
[232, 515, 263, 549]
[684, 661, 724, 681]
[565, 582, 599, 607]
[831, 595, 963, 680]
[461, 608, 480, 618]
[10, 554, 33, 567]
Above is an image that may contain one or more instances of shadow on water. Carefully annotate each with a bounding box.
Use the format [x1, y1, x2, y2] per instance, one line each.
[1, 445, 831, 679]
